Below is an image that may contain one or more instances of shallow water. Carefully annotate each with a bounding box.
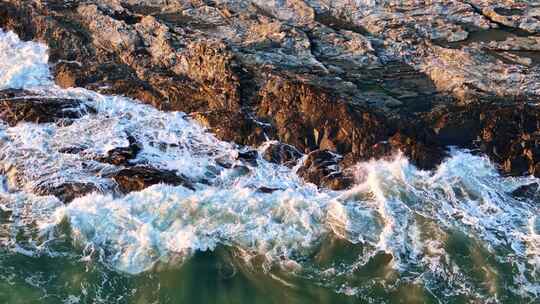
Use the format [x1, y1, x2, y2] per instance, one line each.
[0, 29, 538, 303]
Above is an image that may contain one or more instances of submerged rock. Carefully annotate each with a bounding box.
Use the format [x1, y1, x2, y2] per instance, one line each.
[106, 166, 195, 193]
[236, 150, 259, 164]
[262, 142, 303, 167]
[511, 182, 540, 200]
[33, 181, 101, 203]
[297, 149, 353, 190]
[0, 89, 95, 126]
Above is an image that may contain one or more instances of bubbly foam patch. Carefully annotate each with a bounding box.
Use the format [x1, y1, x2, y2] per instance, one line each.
[37, 151, 537, 301]
[0, 30, 52, 89]
[57, 184, 371, 274]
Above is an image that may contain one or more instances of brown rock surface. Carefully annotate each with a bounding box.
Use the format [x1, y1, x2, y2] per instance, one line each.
[2, 0, 540, 188]
[33, 181, 101, 203]
[0, 89, 95, 126]
[297, 149, 353, 190]
[106, 166, 195, 193]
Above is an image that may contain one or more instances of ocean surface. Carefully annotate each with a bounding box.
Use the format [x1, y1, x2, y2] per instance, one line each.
[0, 29, 538, 304]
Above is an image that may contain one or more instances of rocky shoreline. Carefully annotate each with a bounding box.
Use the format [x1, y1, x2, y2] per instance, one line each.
[1, 0, 540, 198]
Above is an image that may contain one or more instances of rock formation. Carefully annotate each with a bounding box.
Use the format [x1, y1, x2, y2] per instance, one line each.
[1, 0, 540, 194]
[0, 89, 95, 126]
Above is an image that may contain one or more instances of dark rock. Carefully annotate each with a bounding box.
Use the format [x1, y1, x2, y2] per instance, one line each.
[430, 111, 480, 147]
[297, 150, 353, 190]
[503, 155, 530, 176]
[256, 186, 281, 194]
[256, 76, 389, 159]
[59, 146, 86, 154]
[511, 183, 540, 200]
[388, 132, 447, 171]
[424, 103, 540, 176]
[262, 142, 303, 167]
[33, 181, 100, 203]
[191, 110, 269, 146]
[237, 150, 258, 164]
[215, 156, 233, 169]
[95, 135, 141, 166]
[0, 89, 94, 126]
[532, 162, 540, 178]
[105, 166, 194, 193]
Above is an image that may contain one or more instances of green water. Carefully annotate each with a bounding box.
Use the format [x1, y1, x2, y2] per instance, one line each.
[0, 226, 533, 304]
[0, 247, 436, 304]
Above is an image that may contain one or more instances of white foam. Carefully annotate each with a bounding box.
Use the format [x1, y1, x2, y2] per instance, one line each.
[0, 30, 52, 89]
[58, 185, 331, 274]
[345, 151, 540, 297]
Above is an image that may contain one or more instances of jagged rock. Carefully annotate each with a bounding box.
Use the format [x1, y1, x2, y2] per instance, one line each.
[33, 181, 100, 203]
[95, 135, 141, 165]
[3, 0, 540, 190]
[0, 89, 95, 126]
[387, 132, 447, 171]
[236, 150, 258, 164]
[191, 110, 268, 146]
[297, 149, 353, 190]
[470, 1, 540, 34]
[511, 183, 540, 200]
[262, 142, 302, 167]
[424, 102, 540, 176]
[256, 76, 389, 159]
[105, 166, 194, 193]
[420, 45, 540, 102]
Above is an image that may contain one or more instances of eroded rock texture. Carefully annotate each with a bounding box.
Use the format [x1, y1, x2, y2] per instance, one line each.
[2, 0, 540, 190]
[105, 166, 195, 193]
[0, 89, 95, 126]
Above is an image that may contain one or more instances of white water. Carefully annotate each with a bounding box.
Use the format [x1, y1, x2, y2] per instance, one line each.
[0, 29, 539, 302]
[0, 30, 52, 89]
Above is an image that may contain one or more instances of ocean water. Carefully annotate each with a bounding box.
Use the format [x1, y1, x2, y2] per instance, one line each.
[0, 29, 538, 304]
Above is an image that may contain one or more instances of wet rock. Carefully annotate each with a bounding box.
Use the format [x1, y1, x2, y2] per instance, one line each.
[262, 142, 303, 167]
[503, 155, 530, 176]
[236, 150, 258, 164]
[3, 0, 540, 189]
[511, 183, 540, 200]
[388, 132, 447, 171]
[297, 150, 353, 190]
[191, 110, 268, 146]
[0, 89, 95, 126]
[423, 102, 540, 176]
[95, 135, 141, 166]
[59, 146, 86, 154]
[256, 76, 389, 159]
[33, 181, 100, 203]
[105, 166, 194, 193]
[256, 186, 281, 194]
